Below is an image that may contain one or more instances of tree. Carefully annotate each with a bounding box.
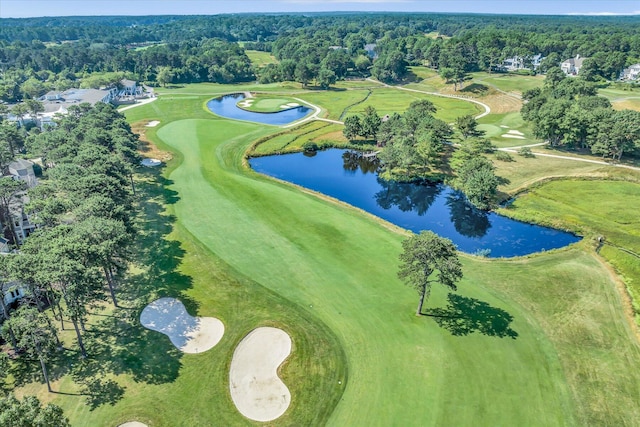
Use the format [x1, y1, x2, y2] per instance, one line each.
[0, 394, 70, 427]
[454, 156, 499, 210]
[455, 115, 483, 139]
[156, 66, 174, 87]
[361, 106, 381, 140]
[343, 115, 363, 140]
[398, 231, 462, 316]
[316, 68, 337, 89]
[591, 109, 640, 160]
[1, 306, 59, 392]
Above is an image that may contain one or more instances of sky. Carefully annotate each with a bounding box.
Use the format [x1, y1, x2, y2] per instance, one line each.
[1, 0, 639, 18]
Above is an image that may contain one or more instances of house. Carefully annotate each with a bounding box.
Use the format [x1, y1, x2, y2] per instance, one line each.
[0, 237, 10, 254]
[1, 281, 27, 317]
[119, 78, 143, 97]
[501, 54, 544, 72]
[9, 196, 37, 244]
[620, 64, 640, 81]
[8, 159, 37, 188]
[561, 55, 587, 75]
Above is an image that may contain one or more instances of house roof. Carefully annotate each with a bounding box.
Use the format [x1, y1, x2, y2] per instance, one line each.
[8, 159, 34, 172]
[41, 88, 111, 113]
[120, 78, 136, 87]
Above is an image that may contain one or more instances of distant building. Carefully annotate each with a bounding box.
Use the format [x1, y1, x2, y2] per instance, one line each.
[561, 55, 587, 75]
[364, 43, 378, 59]
[500, 54, 543, 72]
[620, 64, 640, 81]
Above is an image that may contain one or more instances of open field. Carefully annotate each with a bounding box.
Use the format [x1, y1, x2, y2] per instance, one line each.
[12, 84, 640, 427]
[245, 49, 278, 68]
[500, 177, 640, 321]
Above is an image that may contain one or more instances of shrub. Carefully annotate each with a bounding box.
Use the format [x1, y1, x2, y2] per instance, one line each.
[495, 151, 514, 162]
[302, 141, 318, 152]
[518, 147, 535, 158]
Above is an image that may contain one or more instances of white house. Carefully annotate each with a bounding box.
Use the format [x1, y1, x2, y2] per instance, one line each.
[561, 55, 587, 75]
[501, 54, 544, 72]
[119, 79, 143, 97]
[620, 64, 640, 81]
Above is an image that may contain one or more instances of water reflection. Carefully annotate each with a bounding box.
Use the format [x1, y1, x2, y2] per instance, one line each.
[249, 148, 580, 257]
[342, 151, 380, 174]
[375, 179, 443, 216]
[445, 192, 491, 238]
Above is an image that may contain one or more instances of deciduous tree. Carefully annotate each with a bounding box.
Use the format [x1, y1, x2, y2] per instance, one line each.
[398, 231, 462, 316]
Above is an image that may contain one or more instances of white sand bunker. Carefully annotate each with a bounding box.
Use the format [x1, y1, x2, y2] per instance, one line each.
[230, 327, 292, 422]
[140, 158, 162, 167]
[500, 125, 510, 128]
[280, 102, 300, 109]
[238, 99, 254, 108]
[118, 422, 148, 427]
[501, 130, 526, 139]
[145, 120, 160, 127]
[140, 297, 224, 354]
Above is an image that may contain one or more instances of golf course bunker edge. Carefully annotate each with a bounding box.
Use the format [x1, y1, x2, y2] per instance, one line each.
[229, 327, 292, 422]
[140, 297, 224, 354]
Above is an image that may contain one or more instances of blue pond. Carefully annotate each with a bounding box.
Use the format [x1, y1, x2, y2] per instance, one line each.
[206, 93, 312, 126]
[249, 149, 580, 258]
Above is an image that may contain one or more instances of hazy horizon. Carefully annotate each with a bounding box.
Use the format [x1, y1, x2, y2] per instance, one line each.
[1, 0, 639, 19]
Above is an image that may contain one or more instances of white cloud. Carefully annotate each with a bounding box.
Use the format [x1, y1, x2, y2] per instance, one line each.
[568, 10, 640, 16]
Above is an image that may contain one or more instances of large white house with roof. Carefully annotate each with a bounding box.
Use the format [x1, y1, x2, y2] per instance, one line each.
[561, 55, 587, 75]
[620, 64, 640, 81]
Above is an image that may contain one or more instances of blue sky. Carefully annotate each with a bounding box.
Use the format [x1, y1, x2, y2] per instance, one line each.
[1, 0, 639, 18]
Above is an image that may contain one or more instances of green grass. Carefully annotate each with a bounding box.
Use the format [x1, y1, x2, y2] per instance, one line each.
[471, 72, 545, 94]
[350, 88, 481, 122]
[11, 83, 640, 427]
[245, 50, 278, 68]
[238, 95, 302, 112]
[295, 89, 371, 120]
[478, 112, 539, 147]
[500, 179, 640, 321]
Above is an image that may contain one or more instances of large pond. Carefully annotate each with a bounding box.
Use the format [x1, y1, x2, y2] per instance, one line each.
[206, 93, 312, 126]
[249, 149, 580, 258]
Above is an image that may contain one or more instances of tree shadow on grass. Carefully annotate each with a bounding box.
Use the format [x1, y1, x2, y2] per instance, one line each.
[426, 294, 518, 339]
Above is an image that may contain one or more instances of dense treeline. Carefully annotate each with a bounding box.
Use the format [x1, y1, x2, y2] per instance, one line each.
[522, 68, 640, 159]
[1, 13, 639, 100]
[1, 103, 139, 393]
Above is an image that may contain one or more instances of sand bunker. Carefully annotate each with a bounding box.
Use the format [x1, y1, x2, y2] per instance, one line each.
[140, 158, 162, 167]
[229, 327, 292, 422]
[238, 99, 254, 108]
[118, 423, 148, 427]
[145, 120, 160, 127]
[500, 125, 510, 128]
[501, 130, 526, 139]
[280, 102, 300, 109]
[140, 297, 224, 354]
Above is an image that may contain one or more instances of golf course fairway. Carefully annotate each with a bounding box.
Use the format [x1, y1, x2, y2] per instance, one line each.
[112, 90, 640, 426]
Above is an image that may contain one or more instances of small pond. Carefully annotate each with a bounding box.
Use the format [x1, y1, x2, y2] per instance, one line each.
[207, 93, 312, 126]
[249, 149, 580, 258]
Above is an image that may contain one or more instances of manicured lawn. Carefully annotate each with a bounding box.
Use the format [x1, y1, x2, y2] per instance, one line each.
[238, 95, 303, 112]
[295, 89, 370, 120]
[350, 88, 481, 122]
[477, 111, 537, 146]
[471, 72, 545, 94]
[13, 84, 640, 427]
